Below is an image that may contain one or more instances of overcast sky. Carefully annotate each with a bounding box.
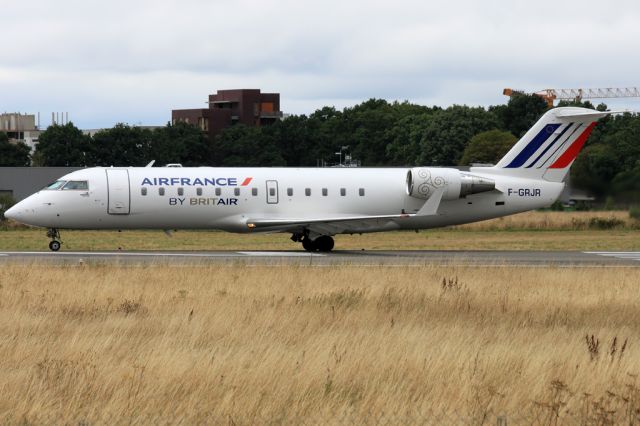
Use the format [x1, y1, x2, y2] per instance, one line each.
[2, 0, 639, 128]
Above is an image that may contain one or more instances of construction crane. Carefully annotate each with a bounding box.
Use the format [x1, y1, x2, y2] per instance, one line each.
[503, 87, 640, 107]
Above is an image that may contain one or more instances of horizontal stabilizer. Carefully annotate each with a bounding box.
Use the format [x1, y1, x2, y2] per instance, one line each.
[554, 110, 624, 119]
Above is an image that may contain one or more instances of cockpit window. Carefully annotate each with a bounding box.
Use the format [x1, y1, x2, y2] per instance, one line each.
[45, 180, 67, 190]
[62, 181, 89, 190]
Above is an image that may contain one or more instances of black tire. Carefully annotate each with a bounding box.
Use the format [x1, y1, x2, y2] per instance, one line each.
[302, 238, 316, 252]
[49, 240, 61, 252]
[315, 236, 335, 252]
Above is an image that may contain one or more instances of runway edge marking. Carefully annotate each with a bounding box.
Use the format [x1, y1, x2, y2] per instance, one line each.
[584, 252, 640, 261]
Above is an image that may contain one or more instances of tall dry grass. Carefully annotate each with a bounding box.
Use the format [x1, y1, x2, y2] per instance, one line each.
[1, 263, 639, 423]
[454, 210, 635, 231]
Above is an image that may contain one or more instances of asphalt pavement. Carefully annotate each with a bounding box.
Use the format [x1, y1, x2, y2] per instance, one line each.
[1, 250, 639, 266]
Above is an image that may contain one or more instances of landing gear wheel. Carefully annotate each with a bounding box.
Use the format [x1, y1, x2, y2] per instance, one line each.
[315, 236, 335, 252]
[302, 236, 334, 252]
[47, 228, 62, 251]
[302, 238, 316, 252]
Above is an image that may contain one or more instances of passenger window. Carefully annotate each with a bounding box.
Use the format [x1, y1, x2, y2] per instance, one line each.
[234, 188, 240, 196]
[196, 188, 202, 196]
[322, 188, 328, 196]
[287, 188, 293, 196]
[178, 187, 184, 196]
[62, 181, 89, 190]
[159, 188, 165, 196]
[252, 188, 258, 196]
[269, 188, 276, 196]
[305, 188, 311, 196]
[141, 187, 147, 196]
[359, 188, 365, 196]
[215, 188, 221, 196]
[340, 188, 346, 196]
[45, 180, 66, 190]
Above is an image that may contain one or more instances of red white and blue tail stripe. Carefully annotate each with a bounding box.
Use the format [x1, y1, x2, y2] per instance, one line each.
[494, 107, 610, 182]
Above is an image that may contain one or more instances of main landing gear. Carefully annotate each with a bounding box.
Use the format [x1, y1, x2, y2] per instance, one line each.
[292, 232, 334, 252]
[47, 228, 62, 252]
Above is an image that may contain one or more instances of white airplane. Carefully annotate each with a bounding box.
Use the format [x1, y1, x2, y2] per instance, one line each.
[5, 107, 611, 252]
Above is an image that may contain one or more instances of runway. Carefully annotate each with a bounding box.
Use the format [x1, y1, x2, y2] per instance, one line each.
[1, 250, 639, 266]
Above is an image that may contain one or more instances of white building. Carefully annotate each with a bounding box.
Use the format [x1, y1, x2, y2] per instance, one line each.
[0, 113, 40, 152]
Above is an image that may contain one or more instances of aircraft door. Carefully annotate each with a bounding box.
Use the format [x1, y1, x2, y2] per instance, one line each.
[106, 169, 131, 214]
[266, 180, 278, 204]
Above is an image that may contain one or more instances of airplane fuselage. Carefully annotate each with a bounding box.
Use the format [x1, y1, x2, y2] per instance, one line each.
[9, 166, 563, 234]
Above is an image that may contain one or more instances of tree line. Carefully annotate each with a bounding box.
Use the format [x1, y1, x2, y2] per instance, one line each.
[1, 94, 639, 203]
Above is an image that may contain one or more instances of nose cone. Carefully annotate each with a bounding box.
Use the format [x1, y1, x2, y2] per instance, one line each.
[4, 204, 20, 221]
[4, 199, 33, 225]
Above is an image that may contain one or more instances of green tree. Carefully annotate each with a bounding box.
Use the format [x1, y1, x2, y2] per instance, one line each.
[149, 122, 211, 166]
[562, 110, 640, 202]
[417, 106, 499, 166]
[571, 144, 620, 196]
[290, 100, 439, 167]
[89, 124, 152, 166]
[491, 94, 548, 137]
[600, 113, 640, 171]
[459, 129, 517, 166]
[556, 99, 596, 109]
[0, 132, 31, 166]
[308, 107, 351, 165]
[33, 122, 90, 166]
[611, 162, 640, 204]
[385, 114, 432, 166]
[345, 99, 402, 165]
[339, 99, 438, 166]
[211, 125, 285, 166]
[0, 193, 16, 222]
[269, 115, 324, 166]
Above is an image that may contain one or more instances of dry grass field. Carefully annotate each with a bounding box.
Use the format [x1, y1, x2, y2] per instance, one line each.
[454, 210, 635, 231]
[1, 210, 639, 251]
[1, 263, 639, 423]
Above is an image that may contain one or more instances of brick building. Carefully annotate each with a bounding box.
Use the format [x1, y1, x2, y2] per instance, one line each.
[172, 89, 282, 138]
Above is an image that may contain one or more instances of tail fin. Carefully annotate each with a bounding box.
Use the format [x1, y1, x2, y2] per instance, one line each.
[494, 107, 612, 182]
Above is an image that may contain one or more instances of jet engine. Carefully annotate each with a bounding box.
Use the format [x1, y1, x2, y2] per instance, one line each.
[406, 167, 495, 200]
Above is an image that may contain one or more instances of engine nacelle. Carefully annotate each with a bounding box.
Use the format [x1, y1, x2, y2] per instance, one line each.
[406, 167, 495, 200]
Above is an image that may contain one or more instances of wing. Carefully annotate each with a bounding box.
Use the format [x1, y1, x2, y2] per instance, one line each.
[246, 214, 411, 235]
[245, 188, 445, 234]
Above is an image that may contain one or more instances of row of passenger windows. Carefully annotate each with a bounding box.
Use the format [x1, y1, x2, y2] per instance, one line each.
[141, 187, 366, 197]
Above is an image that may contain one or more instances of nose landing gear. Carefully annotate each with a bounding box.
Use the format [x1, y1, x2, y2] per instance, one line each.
[47, 228, 62, 252]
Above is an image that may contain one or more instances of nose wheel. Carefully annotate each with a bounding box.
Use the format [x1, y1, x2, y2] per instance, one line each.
[47, 228, 62, 252]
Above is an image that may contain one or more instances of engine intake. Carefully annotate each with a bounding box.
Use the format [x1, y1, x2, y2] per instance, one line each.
[406, 167, 495, 200]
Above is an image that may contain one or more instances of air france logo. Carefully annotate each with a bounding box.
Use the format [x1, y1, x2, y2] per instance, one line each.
[141, 177, 253, 186]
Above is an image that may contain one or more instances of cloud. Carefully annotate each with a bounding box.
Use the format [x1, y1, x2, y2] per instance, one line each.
[1, 0, 640, 127]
